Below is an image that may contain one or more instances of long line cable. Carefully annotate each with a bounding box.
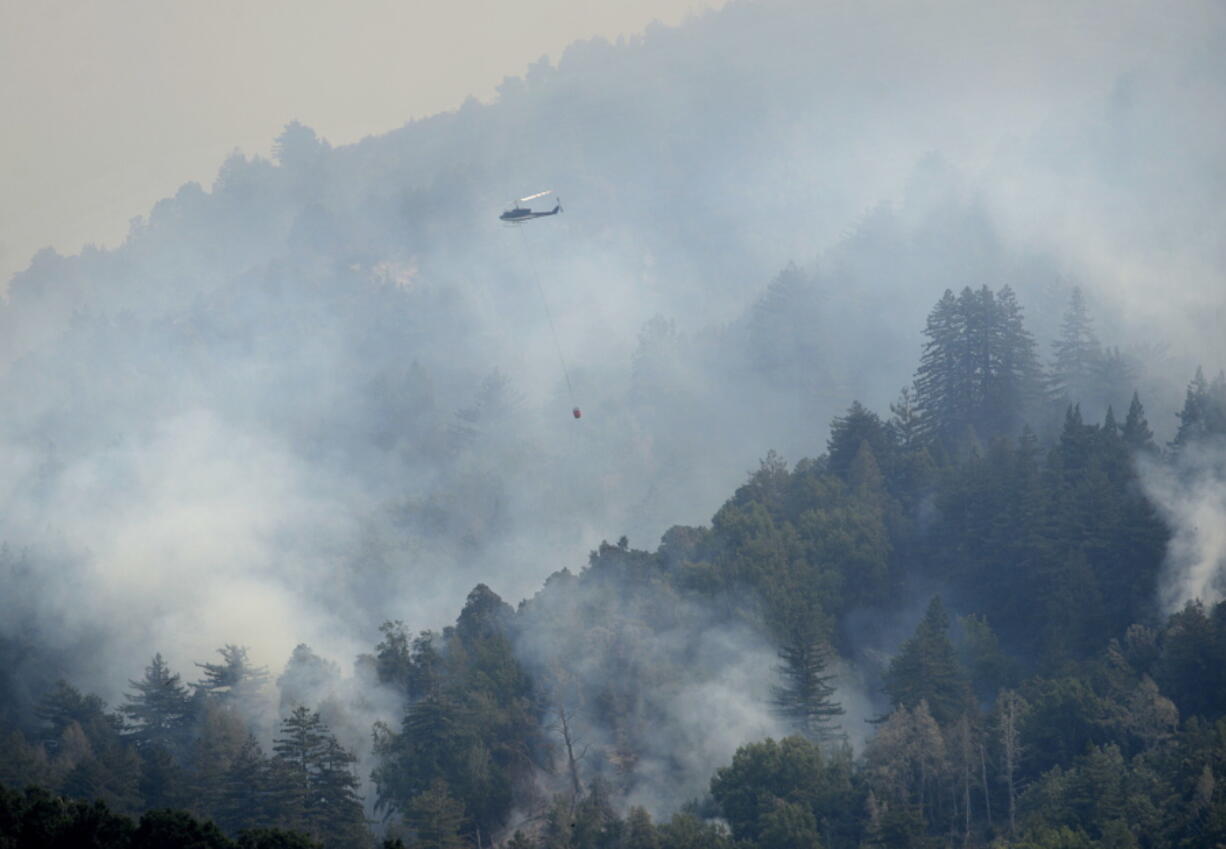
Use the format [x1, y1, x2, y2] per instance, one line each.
[517, 224, 577, 408]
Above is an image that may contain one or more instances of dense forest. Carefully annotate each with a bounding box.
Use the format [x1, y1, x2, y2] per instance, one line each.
[4, 278, 1226, 847]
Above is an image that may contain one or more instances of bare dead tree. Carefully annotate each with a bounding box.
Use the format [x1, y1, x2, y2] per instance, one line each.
[997, 689, 1027, 840]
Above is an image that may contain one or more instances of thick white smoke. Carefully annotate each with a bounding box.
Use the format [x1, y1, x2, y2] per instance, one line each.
[0, 0, 1223, 813]
[1141, 444, 1226, 612]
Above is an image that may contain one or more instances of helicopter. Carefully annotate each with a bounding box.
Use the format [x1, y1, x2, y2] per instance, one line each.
[500, 190, 562, 223]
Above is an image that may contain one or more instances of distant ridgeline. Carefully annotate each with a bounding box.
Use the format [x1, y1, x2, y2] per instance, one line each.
[4, 284, 1226, 849]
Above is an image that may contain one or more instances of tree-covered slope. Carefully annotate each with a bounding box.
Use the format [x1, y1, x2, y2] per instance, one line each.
[4, 280, 1226, 847]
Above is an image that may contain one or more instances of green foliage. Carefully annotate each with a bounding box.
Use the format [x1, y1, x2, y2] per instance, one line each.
[655, 812, 733, 849]
[404, 779, 467, 849]
[0, 785, 134, 848]
[138, 744, 191, 811]
[195, 646, 270, 707]
[623, 807, 659, 849]
[235, 829, 322, 849]
[758, 801, 821, 849]
[826, 402, 892, 481]
[36, 680, 117, 737]
[1049, 287, 1101, 406]
[699, 448, 895, 636]
[957, 614, 1013, 701]
[132, 808, 233, 849]
[0, 728, 51, 788]
[1018, 678, 1113, 779]
[1150, 601, 1226, 720]
[0, 784, 319, 849]
[862, 702, 945, 836]
[372, 628, 445, 705]
[3, 283, 1224, 849]
[122, 655, 195, 755]
[375, 622, 414, 696]
[1121, 392, 1155, 453]
[884, 598, 968, 724]
[710, 736, 860, 847]
[212, 735, 274, 836]
[1172, 366, 1226, 449]
[914, 285, 1042, 451]
[373, 585, 543, 843]
[926, 399, 1168, 665]
[57, 713, 144, 815]
[771, 618, 844, 742]
[270, 707, 365, 847]
[1013, 824, 1098, 848]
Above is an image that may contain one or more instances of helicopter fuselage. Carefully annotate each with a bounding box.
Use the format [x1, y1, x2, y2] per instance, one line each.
[500, 202, 562, 222]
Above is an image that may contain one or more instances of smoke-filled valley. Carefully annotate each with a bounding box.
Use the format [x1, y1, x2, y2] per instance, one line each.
[3, 0, 1226, 847]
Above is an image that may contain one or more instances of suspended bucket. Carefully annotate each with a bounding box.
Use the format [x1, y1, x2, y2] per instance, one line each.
[572, 407, 582, 419]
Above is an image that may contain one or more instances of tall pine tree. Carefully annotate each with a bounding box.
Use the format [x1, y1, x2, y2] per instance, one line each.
[771, 610, 844, 742]
[121, 654, 194, 754]
[1122, 391, 1156, 453]
[194, 645, 269, 706]
[1050, 286, 1101, 404]
[883, 597, 968, 724]
[914, 286, 1040, 451]
[1172, 367, 1226, 449]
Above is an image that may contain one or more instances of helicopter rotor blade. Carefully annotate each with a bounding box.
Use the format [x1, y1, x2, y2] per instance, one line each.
[518, 190, 552, 203]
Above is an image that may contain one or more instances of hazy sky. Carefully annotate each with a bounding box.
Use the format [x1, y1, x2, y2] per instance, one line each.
[0, 0, 724, 287]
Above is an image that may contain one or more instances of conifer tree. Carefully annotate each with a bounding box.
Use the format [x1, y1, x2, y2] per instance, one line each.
[625, 806, 660, 849]
[312, 736, 367, 848]
[883, 597, 967, 724]
[1050, 286, 1101, 403]
[121, 654, 194, 753]
[273, 707, 327, 778]
[1172, 367, 1226, 448]
[1092, 346, 1139, 412]
[993, 285, 1043, 431]
[771, 612, 845, 743]
[1054, 404, 1095, 484]
[213, 734, 273, 835]
[747, 263, 821, 389]
[827, 401, 893, 481]
[963, 285, 996, 433]
[36, 681, 118, 738]
[1122, 391, 1155, 452]
[914, 286, 1040, 450]
[1102, 405, 1120, 442]
[372, 693, 453, 820]
[269, 707, 365, 847]
[58, 724, 144, 815]
[270, 709, 322, 833]
[195, 645, 270, 706]
[405, 778, 468, 849]
[139, 743, 191, 811]
[191, 702, 249, 821]
[0, 729, 51, 788]
[914, 289, 964, 448]
[888, 386, 923, 451]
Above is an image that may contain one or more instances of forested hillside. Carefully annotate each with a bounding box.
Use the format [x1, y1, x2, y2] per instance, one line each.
[5, 279, 1226, 846]
[4, 0, 1226, 846]
[2, 0, 1221, 705]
